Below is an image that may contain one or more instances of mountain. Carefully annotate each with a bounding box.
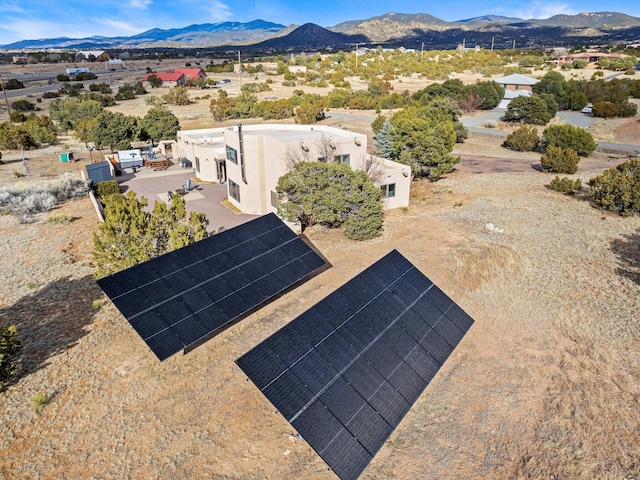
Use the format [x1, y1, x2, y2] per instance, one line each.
[331, 12, 452, 42]
[525, 11, 640, 28]
[2, 11, 640, 51]
[1, 20, 286, 50]
[254, 23, 368, 49]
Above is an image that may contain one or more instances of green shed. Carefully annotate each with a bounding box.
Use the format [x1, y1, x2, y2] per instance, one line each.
[59, 152, 74, 162]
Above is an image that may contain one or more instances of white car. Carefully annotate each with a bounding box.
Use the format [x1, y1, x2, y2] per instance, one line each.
[582, 104, 593, 114]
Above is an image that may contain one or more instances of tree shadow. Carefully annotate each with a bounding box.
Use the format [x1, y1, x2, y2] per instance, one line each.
[0, 275, 102, 386]
[611, 229, 640, 285]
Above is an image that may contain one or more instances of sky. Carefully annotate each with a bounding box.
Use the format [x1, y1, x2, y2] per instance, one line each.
[1, 0, 639, 45]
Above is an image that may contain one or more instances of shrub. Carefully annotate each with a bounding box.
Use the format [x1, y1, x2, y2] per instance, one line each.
[503, 125, 539, 151]
[589, 160, 640, 215]
[31, 392, 50, 413]
[619, 101, 638, 118]
[542, 125, 596, 157]
[550, 176, 582, 195]
[93, 180, 121, 198]
[0, 324, 21, 389]
[11, 99, 36, 112]
[47, 214, 73, 224]
[484, 119, 497, 128]
[593, 101, 621, 118]
[541, 146, 581, 174]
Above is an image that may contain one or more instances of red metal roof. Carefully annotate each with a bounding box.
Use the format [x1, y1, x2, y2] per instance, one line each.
[143, 72, 185, 82]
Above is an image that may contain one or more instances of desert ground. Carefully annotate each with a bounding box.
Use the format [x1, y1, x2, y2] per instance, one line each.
[1, 134, 640, 479]
[1, 58, 640, 479]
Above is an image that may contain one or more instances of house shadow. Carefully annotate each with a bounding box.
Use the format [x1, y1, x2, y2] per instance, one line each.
[0, 275, 102, 387]
[611, 228, 640, 285]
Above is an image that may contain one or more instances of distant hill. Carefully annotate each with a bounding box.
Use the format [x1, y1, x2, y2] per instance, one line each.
[2, 11, 640, 51]
[1, 20, 286, 50]
[254, 23, 368, 49]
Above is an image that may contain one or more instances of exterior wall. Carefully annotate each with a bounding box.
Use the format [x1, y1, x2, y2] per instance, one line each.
[177, 124, 411, 216]
[503, 83, 533, 92]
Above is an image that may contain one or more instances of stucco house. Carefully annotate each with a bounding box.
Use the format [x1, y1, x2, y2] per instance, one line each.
[176, 124, 411, 217]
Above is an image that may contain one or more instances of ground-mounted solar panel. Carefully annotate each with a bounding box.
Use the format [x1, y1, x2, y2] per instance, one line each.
[236, 249, 474, 480]
[97, 213, 327, 361]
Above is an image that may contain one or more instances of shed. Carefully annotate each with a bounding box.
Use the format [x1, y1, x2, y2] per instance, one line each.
[86, 161, 113, 184]
[59, 152, 74, 162]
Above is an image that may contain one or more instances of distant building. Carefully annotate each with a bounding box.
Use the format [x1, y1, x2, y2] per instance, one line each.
[551, 52, 633, 68]
[176, 124, 411, 218]
[493, 74, 540, 109]
[142, 72, 186, 87]
[75, 50, 109, 62]
[65, 67, 91, 75]
[174, 68, 207, 80]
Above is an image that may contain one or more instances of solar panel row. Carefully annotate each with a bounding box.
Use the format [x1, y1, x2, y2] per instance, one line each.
[236, 249, 474, 480]
[97, 213, 327, 361]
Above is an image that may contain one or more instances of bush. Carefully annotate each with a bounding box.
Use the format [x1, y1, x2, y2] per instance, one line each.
[0, 324, 21, 389]
[42, 91, 60, 99]
[93, 180, 121, 198]
[503, 125, 539, 151]
[593, 101, 621, 118]
[619, 101, 638, 118]
[542, 124, 596, 157]
[550, 176, 582, 195]
[541, 146, 581, 174]
[589, 160, 640, 215]
[483, 119, 497, 128]
[11, 100, 36, 112]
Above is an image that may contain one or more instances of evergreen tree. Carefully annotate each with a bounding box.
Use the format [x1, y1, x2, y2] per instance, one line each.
[93, 192, 209, 278]
[374, 118, 394, 159]
[91, 111, 138, 151]
[0, 324, 21, 389]
[276, 162, 383, 240]
[141, 107, 180, 146]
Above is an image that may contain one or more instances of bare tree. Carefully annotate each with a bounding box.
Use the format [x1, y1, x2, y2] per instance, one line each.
[282, 142, 311, 170]
[314, 134, 337, 162]
[355, 153, 387, 183]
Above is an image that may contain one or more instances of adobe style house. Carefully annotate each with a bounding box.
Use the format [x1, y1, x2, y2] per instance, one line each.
[551, 52, 633, 68]
[142, 72, 186, 88]
[176, 124, 411, 216]
[174, 68, 207, 80]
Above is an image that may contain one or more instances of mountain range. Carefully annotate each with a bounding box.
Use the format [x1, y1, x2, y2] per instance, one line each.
[2, 11, 640, 51]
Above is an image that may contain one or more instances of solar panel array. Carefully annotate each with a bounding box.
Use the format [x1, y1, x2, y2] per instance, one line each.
[97, 213, 327, 361]
[236, 249, 474, 480]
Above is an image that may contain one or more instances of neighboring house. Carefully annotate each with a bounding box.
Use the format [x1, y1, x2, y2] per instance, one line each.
[493, 74, 539, 108]
[76, 50, 109, 62]
[550, 52, 633, 68]
[174, 68, 207, 80]
[142, 72, 186, 87]
[176, 124, 411, 217]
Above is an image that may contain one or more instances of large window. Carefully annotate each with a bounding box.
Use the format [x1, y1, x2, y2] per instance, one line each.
[226, 145, 238, 164]
[334, 154, 350, 165]
[195, 156, 200, 171]
[380, 183, 396, 198]
[228, 179, 240, 202]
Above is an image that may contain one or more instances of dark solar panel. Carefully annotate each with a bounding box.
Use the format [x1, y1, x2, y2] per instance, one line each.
[97, 213, 327, 361]
[236, 249, 474, 480]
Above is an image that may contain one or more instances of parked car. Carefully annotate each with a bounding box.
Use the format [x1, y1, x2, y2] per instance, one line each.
[218, 79, 231, 84]
[582, 104, 593, 114]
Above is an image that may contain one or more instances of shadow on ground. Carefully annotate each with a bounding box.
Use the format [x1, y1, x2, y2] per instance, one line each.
[611, 228, 640, 285]
[0, 275, 102, 385]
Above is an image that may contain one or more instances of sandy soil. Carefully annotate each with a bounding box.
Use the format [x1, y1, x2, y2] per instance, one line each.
[1, 142, 639, 479]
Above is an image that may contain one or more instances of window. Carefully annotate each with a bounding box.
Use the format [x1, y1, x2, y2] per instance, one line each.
[226, 145, 237, 164]
[514, 85, 519, 90]
[334, 154, 350, 165]
[380, 183, 396, 198]
[228, 179, 240, 202]
[270, 191, 280, 209]
[317, 156, 327, 162]
[195, 156, 200, 171]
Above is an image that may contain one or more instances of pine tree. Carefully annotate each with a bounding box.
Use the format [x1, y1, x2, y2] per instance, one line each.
[93, 192, 209, 278]
[374, 118, 394, 159]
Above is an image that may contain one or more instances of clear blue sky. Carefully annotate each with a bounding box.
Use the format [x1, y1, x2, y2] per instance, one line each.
[1, 0, 639, 45]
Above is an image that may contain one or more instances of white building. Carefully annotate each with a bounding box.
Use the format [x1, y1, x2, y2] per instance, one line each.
[176, 124, 410, 216]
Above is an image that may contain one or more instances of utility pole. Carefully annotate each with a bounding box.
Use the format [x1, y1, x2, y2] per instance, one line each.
[355, 44, 359, 71]
[491, 36, 495, 51]
[238, 51, 242, 88]
[0, 74, 11, 117]
[421, 42, 425, 62]
[513, 39, 516, 50]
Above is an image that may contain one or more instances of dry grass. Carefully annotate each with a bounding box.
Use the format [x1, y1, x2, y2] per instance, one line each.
[452, 241, 522, 292]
